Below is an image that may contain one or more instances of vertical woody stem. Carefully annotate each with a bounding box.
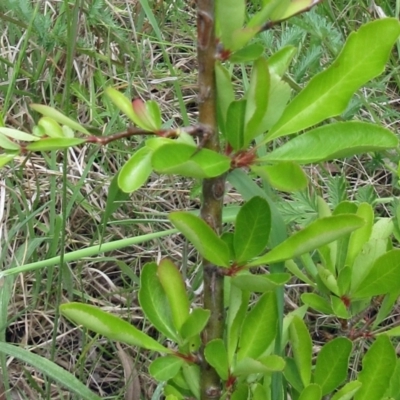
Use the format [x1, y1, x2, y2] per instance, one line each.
[197, 1, 226, 399]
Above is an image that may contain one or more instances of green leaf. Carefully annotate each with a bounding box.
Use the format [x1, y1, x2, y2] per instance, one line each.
[60, 302, 171, 353]
[118, 146, 153, 193]
[231, 383, 249, 400]
[233, 356, 285, 376]
[230, 43, 265, 63]
[180, 308, 210, 340]
[268, 46, 297, 77]
[290, 316, 312, 387]
[244, 57, 270, 146]
[182, 363, 200, 399]
[216, 0, 246, 51]
[149, 355, 184, 382]
[331, 296, 350, 319]
[248, 215, 364, 266]
[352, 250, 400, 299]
[38, 116, 65, 138]
[204, 339, 229, 380]
[227, 283, 250, 363]
[262, 122, 398, 164]
[266, 18, 400, 140]
[216, 62, 235, 133]
[139, 263, 178, 341]
[146, 100, 162, 130]
[30, 104, 90, 135]
[0, 127, 40, 142]
[0, 133, 20, 150]
[298, 384, 322, 400]
[314, 337, 352, 395]
[355, 335, 396, 400]
[0, 343, 101, 400]
[105, 87, 151, 131]
[0, 153, 18, 167]
[251, 162, 308, 192]
[234, 196, 271, 263]
[26, 138, 85, 151]
[301, 293, 332, 315]
[237, 292, 277, 360]
[284, 356, 304, 393]
[226, 100, 246, 151]
[231, 272, 290, 292]
[102, 172, 130, 231]
[388, 359, 400, 400]
[158, 259, 190, 332]
[345, 203, 374, 267]
[169, 212, 230, 267]
[152, 143, 231, 178]
[331, 381, 362, 400]
[317, 265, 340, 296]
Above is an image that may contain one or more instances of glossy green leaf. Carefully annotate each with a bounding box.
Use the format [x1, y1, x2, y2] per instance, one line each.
[276, 0, 322, 20]
[352, 250, 400, 299]
[268, 46, 297, 77]
[158, 259, 189, 332]
[387, 359, 400, 400]
[118, 146, 153, 193]
[230, 43, 264, 63]
[234, 356, 285, 376]
[149, 355, 184, 382]
[182, 364, 200, 399]
[227, 283, 250, 363]
[105, 87, 150, 131]
[169, 212, 230, 267]
[131, 98, 159, 131]
[30, 104, 90, 135]
[38, 116, 65, 138]
[331, 381, 362, 400]
[215, 62, 234, 133]
[102, 172, 130, 232]
[244, 58, 270, 146]
[204, 339, 229, 380]
[345, 203, 374, 267]
[314, 337, 352, 395]
[263, 122, 398, 164]
[248, 215, 364, 266]
[317, 265, 340, 296]
[301, 293, 332, 315]
[60, 302, 171, 353]
[0, 343, 101, 400]
[290, 316, 312, 387]
[0, 127, 39, 142]
[267, 18, 400, 140]
[355, 335, 396, 400]
[0, 133, 20, 150]
[231, 272, 290, 292]
[286, 260, 315, 286]
[234, 196, 271, 262]
[26, 138, 85, 151]
[139, 262, 178, 341]
[146, 100, 162, 130]
[298, 384, 322, 400]
[152, 143, 231, 178]
[337, 266, 352, 296]
[216, 0, 245, 51]
[237, 292, 277, 360]
[379, 326, 400, 337]
[231, 384, 249, 400]
[226, 100, 246, 151]
[180, 308, 210, 340]
[331, 296, 350, 319]
[252, 162, 308, 192]
[284, 356, 304, 393]
[0, 153, 18, 167]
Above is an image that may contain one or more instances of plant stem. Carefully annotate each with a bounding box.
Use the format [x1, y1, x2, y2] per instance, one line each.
[197, 1, 226, 398]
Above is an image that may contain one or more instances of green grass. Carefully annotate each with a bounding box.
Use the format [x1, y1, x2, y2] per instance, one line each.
[1, 0, 400, 398]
